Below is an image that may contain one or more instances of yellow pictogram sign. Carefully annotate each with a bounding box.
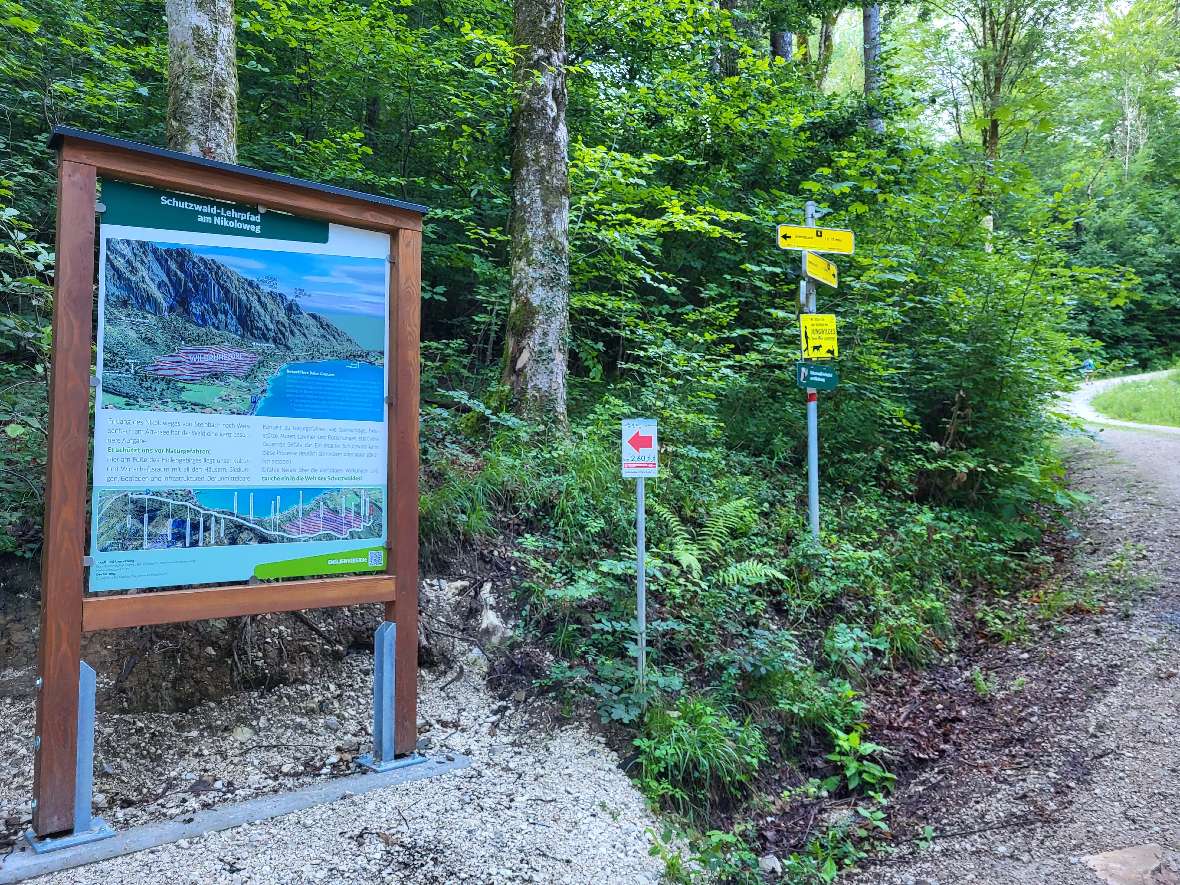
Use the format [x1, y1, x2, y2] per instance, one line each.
[778, 225, 855, 254]
[800, 314, 838, 359]
[805, 251, 838, 288]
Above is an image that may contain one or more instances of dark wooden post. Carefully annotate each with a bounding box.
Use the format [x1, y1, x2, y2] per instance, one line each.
[390, 227, 421, 755]
[33, 158, 97, 836]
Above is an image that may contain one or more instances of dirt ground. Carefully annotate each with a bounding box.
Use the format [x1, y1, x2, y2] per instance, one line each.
[854, 386, 1180, 884]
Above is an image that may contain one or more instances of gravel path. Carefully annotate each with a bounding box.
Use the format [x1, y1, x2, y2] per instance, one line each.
[0, 581, 667, 884]
[862, 410, 1180, 882]
[1064, 370, 1180, 437]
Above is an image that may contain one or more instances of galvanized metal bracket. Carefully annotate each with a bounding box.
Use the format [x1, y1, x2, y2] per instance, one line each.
[357, 622, 426, 774]
[24, 662, 115, 853]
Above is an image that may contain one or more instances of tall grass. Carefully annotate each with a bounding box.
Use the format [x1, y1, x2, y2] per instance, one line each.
[1091, 370, 1180, 427]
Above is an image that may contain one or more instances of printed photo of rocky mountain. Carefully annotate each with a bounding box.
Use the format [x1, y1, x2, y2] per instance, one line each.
[99, 239, 387, 420]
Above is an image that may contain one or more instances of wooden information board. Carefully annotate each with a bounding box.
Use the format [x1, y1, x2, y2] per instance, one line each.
[33, 128, 425, 837]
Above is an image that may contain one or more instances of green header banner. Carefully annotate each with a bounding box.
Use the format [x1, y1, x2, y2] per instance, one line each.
[100, 179, 329, 243]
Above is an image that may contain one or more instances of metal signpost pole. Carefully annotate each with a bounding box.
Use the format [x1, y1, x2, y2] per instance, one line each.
[636, 477, 646, 697]
[803, 200, 820, 540]
[621, 417, 657, 701]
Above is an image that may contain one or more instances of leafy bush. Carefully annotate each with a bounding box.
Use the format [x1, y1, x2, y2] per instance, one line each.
[635, 697, 768, 818]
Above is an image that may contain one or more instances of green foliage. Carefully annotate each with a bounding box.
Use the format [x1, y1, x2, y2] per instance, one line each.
[823, 726, 896, 793]
[636, 697, 768, 818]
[0, 0, 1151, 872]
[0, 200, 52, 557]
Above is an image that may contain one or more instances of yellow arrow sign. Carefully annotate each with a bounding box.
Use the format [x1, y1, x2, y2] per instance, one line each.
[800, 314, 838, 359]
[778, 224, 855, 254]
[805, 251, 838, 288]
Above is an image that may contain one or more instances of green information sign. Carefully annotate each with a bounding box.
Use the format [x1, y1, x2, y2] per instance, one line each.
[796, 361, 838, 391]
[101, 179, 329, 242]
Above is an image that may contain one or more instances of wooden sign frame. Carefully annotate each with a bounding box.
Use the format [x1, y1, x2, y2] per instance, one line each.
[33, 128, 425, 837]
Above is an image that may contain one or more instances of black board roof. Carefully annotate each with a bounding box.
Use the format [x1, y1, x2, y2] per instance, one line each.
[49, 127, 429, 216]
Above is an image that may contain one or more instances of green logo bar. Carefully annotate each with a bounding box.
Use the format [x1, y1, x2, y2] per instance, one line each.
[254, 547, 385, 580]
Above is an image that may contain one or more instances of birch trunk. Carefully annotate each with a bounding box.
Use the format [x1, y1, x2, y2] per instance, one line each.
[165, 0, 238, 162]
[863, 3, 884, 133]
[503, 0, 570, 422]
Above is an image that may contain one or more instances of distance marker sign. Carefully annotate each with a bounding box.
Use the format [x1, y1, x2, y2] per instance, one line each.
[805, 251, 838, 288]
[621, 418, 658, 478]
[800, 314, 838, 359]
[777, 224, 854, 255]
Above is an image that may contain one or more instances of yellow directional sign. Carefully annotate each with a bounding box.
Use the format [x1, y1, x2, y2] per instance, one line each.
[778, 224, 855, 254]
[800, 314, 838, 359]
[805, 251, 838, 288]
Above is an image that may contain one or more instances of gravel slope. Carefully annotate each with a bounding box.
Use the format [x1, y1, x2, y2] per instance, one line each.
[0, 581, 668, 884]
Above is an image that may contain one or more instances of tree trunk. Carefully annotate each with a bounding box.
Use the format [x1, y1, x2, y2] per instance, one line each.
[796, 31, 812, 64]
[862, 3, 884, 133]
[985, 116, 1000, 161]
[815, 12, 839, 88]
[503, 0, 570, 422]
[165, 0, 238, 162]
[771, 30, 792, 60]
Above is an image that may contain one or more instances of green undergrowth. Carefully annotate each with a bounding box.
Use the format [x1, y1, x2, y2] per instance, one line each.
[1091, 370, 1180, 427]
[421, 386, 1077, 882]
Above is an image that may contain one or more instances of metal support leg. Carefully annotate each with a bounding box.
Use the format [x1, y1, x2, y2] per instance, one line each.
[24, 662, 114, 853]
[358, 623, 425, 773]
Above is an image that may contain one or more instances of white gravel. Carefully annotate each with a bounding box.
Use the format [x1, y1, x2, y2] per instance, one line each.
[0, 581, 669, 884]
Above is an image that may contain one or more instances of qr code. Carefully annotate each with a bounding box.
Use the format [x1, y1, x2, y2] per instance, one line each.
[368, 550, 384, 567]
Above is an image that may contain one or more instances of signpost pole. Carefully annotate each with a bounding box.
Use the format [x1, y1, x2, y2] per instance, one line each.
[621, 417, 656, 701]
[636, 476, 646, 698]
[803, 200, 820, 540]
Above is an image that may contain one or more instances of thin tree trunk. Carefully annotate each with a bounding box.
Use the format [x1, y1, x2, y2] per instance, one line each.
[503, 0, 570, 422]
[165, 0, 238, 162]
[815, 12, 839, 88]
[985, 116, 1000, 161]
[796, 31, 811, 64]
[863, 3, 884, 133]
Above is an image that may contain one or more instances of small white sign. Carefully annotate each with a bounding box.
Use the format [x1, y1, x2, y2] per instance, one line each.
[621, 418, 658, 478]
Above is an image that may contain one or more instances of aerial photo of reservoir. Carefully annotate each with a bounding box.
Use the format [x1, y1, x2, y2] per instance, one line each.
[94, 487, 384, 552]
[99, 238, 387, 420]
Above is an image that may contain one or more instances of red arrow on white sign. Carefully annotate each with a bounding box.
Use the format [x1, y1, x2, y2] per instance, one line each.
[627, 430, 654, 452]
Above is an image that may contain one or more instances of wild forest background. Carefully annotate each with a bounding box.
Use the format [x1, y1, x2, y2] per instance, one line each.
[2, 0, 1179, 879]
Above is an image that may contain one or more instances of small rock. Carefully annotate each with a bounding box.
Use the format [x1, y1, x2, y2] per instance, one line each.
[416, 737, 434, 752]
[232, 726, 255, 742]
[1085, 844, 1165, 885]
[323, 716, 342, 732]
[758, 853, 783, 876]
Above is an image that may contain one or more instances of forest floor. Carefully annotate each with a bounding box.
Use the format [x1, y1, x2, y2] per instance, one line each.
[857, 380, 1180, 884]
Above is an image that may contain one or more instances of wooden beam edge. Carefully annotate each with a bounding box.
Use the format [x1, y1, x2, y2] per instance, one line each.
[82, 575, 396, 632]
